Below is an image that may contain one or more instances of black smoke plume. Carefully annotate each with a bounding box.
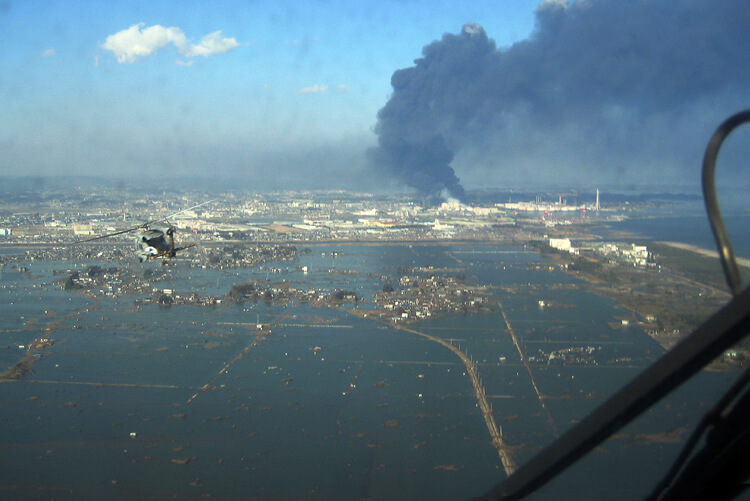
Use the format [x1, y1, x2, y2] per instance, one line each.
[370, 1, 750, 194]
[369, 23, 495, 200]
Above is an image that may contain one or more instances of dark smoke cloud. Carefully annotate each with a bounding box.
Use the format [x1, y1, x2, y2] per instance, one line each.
[370, 0, 750, 196]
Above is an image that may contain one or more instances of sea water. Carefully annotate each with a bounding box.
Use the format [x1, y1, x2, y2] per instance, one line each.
[605, 199, 750, 258]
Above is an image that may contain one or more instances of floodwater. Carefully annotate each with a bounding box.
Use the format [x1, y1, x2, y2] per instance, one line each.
[0, 244, 739, 500]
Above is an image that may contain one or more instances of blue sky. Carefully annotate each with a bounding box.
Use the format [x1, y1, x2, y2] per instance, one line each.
[1, 0, 539, 185]
[1, 0, 747, 192]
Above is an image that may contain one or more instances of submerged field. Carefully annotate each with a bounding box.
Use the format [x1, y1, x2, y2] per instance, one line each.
[0, 244, 739, 500]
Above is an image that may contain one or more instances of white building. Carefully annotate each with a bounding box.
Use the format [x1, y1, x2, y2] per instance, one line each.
[549, 238, 572, 251]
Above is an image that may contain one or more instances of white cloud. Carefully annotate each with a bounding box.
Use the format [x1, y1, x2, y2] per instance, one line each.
[102, 24, 184, 63]
[299, 84, 329, 94]
[102, 23, 239, 63]
[182, 31, 240, 57]
[40, 48, 56, 58]
[175, 60, 195, 67]
[336, 84, 349, 94]
[537, 0, 568, 12]
[462, 23, 484, 37]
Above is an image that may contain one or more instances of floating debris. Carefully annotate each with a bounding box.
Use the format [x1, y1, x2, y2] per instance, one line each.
[434, 464, 459, 471]
[635, 427, 688, 445]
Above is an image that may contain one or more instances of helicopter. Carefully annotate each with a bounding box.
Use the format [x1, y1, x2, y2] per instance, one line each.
[74, 200, 214, 263]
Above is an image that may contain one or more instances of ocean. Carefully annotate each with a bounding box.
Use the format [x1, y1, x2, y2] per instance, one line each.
[604, 199, 750, 259]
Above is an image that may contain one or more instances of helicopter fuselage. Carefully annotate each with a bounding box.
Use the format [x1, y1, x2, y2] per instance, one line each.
[135, 227, 174, 262]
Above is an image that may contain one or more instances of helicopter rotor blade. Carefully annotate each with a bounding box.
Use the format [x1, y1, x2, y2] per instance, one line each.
[143, 200, 216, 227]
[72, 200, 214, 245]
[72, 225, 142, 244]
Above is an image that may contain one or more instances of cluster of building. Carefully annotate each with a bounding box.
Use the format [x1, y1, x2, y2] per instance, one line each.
[60, 265, 169, 298]
[528, 346, 602, 366]
[373, 271, 491, 323]
[228, 280, 321, 305]
[0, 187, 629, 247]
[196, 244, 306, 270]
[548, 238, 652, 267]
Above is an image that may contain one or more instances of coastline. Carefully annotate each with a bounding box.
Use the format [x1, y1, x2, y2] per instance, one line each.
[660, 241, 750, 268]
